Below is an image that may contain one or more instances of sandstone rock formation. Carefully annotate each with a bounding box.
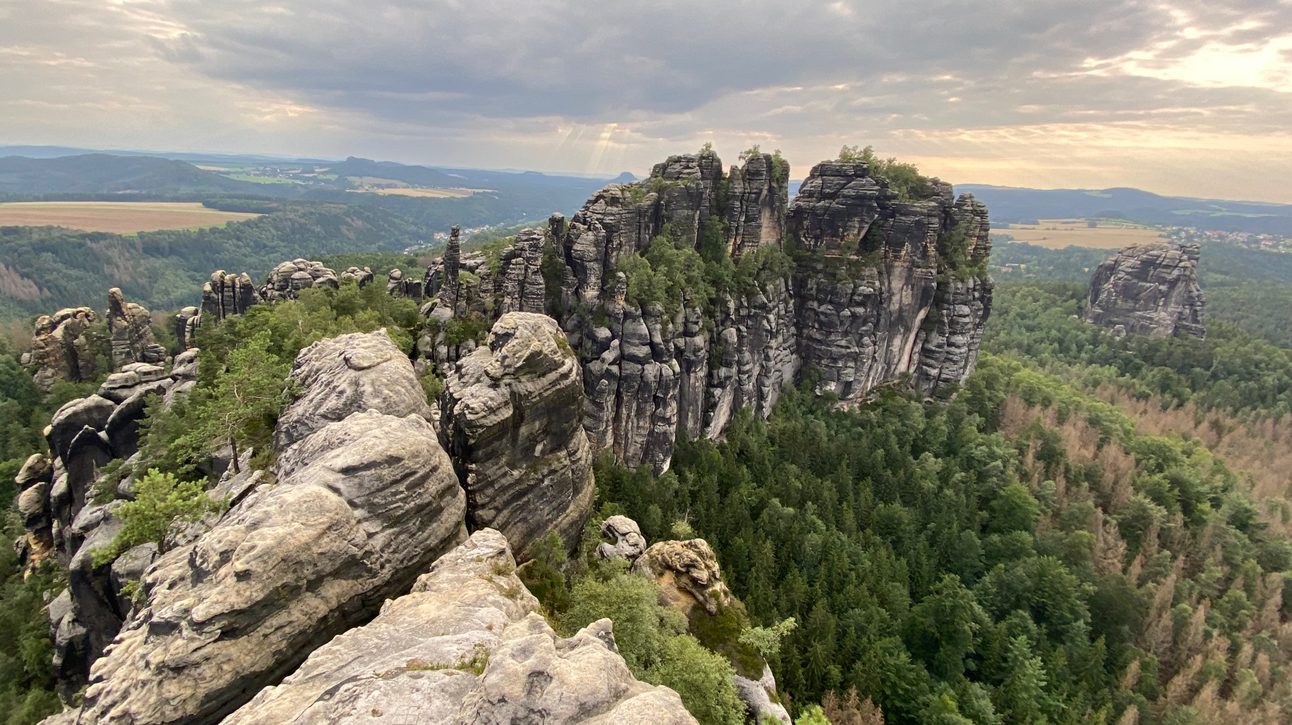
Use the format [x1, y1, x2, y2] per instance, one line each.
[174, 306, 200, 350]
[259, 259, 339, 303]
[596, 516, 791, 724]
[340, 265, 375, 286]
[421, 151, 991, 471]
[24, 307, 100, 391]
[201, 270, 258, 322]
[1085, 243, 1206, 338]
[441, 312, 594, 557]
[386, 268, 423, 299]
[15, 352, 199, 697]
[106, 288, 166, 368]
[225, 529, 696, 725]
[65, 330, 466, 724]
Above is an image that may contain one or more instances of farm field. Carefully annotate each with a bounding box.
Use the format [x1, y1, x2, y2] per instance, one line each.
[994, 218, 1166, 249]
[0, 201, 262, 233]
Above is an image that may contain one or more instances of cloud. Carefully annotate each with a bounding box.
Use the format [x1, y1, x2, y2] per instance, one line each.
[0, 0, 1289, 201]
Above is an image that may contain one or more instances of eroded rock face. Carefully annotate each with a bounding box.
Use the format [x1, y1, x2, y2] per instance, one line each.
[259, 259, 339, 303]
[26, 307, 99, 391]
[67, 330, 466, 725]
[201, 270, 257, 322]
[106, 288, 166, 369]
[226, 529, 696, 725]
[1085, 243, 1206, 338]
[441, 313, 594, 557]
[418, 150, 991, 471]
[273, 330, 432, 450]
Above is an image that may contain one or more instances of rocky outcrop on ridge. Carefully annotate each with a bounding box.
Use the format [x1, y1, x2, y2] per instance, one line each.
[13, 350, 200, 697]
[106, 288, 166, 368]
[201, 270, 258, 322]
[417, 149, 992, 471]
[64, 330, 467, 724]
[596, 516, 791, 724]
[225, 529, 696, 725]
[23, 307, 100, 391]
[259, 258, 340, 302]
[386, 268, 423, 299]
[441, 312, 594, 557]
[1085, 243, 1206, 338]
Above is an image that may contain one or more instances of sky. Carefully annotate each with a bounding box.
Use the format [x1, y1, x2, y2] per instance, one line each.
[2, 0, 1291, 202]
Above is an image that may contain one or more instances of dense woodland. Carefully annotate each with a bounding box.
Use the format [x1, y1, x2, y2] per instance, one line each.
[3, 226, 1292, 722]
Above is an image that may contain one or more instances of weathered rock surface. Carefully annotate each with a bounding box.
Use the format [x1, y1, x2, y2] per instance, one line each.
[201, 270, 257, 322]
[17, 352, 205, 697]
[225, 529, 696, 725]
[65, 329, 466, 724]
[442, 313, 594, 557]
[106, 288, 166, 368]
[259, 259, 339, 303]
[26, 307, 100, 391]
[174, 306, 200, 350]
[386, 267, 423, 299]
[636, 539, 734, 617]
[339, 265, 375, 286]
[1085, 243, 1206, 338]
[416, 151, 992, 472]
[596, 515, 647, 562]
[273, 329, 432, 450]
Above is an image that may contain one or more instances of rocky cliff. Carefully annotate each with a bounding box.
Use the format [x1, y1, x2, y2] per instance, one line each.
[419, 149, 992, 471]
[441, 312, 594, 557]
[1085, 243, 1206, 338]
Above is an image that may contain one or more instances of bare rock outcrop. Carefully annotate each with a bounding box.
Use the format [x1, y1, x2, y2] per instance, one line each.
[417, 149, 991, 472]
[441, 312, 594, 557]
[18, 353, 199, 697]
[64, 329, 466, 724]
[106, 288, 166, 368]
[25, 307, 100, 391]
[1085, 243, 1206, 338]
[201, 270, 257, 322]
[386, 268, 423, 299]
[225, 529, 696, 725]
[259, 259, 339, 303]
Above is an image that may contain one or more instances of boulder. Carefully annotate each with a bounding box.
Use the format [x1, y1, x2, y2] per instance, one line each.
[259, 259, 339, 303]
[442, 313, 594, 557]
[1085, 243, 1206, 338]
[225, 529, 696, 725]
[273, 329, 431, 450]
[596, 515, 647, 562]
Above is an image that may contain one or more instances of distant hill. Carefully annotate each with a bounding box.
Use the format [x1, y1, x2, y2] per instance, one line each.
[0, 154, 301, 198]
[959, 184, 1292, 235]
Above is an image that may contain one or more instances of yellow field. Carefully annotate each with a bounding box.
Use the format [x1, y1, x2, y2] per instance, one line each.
[996, 218, 1165, 249]
[0, 202, 262, 233]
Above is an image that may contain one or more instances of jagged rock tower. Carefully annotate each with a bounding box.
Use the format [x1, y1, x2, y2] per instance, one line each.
[1085, 243, 1206, 338]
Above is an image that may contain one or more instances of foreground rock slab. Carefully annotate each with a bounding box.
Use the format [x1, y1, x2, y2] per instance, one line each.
[226, 529, 696, 725]
[56, 330, 466, 725]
